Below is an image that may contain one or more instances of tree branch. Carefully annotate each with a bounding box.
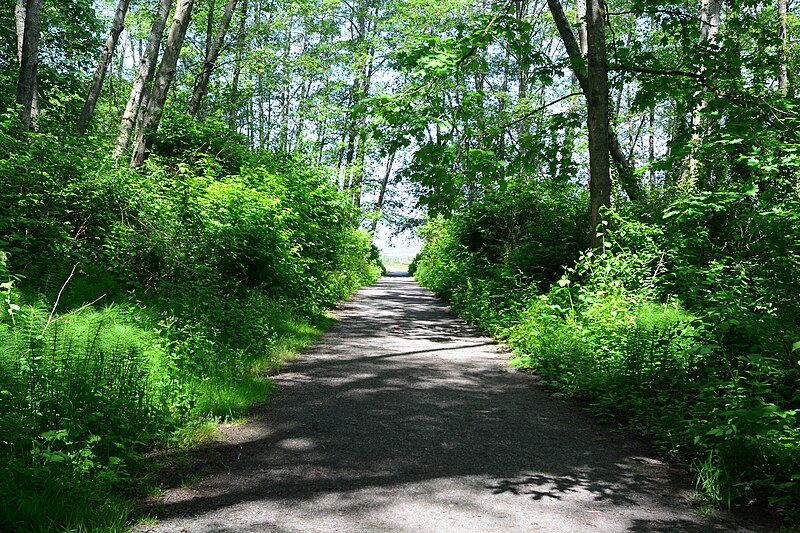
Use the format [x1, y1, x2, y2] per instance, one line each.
[503, 92, 582, 128]
[457, 0, 514, 66]
[605, 9, 705, 25]
[608, 63, 703, 79]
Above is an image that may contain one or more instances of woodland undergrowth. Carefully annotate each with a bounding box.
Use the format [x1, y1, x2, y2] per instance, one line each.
[0, 116, 382, 532]
[413, 180, 800, 520]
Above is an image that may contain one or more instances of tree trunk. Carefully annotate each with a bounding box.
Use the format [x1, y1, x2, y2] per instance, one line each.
[547, 0, 640, 202]
[16, 0, 39, 129]
[205, 0, 215, 56]
[114, 0, 173, 159]
[229, 0, 248, 129]
[77, 0, 131, 134]
[131, 0, 196, 168]
[15, 0, 25, 63]
[370, 151, 395, 234]
[585, 0, 611, 248]
[188, 0, 237, 117]
[649, 105, 656, 187]
[15, 0, 42, 133]
[116, 29, 127, 92]
[576, 0, 587, 56]
[344, 4, 376, 206]
[778, 0, 788, 96]
[278, 22, 292, 151]
[682, 0, 721, 188]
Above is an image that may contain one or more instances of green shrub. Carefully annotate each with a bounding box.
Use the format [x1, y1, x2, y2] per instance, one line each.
[0, 118, 381, 531]
[415, 187, 800, 515]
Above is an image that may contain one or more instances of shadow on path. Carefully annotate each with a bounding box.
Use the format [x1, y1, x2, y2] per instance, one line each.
[135, 277, 765, 532]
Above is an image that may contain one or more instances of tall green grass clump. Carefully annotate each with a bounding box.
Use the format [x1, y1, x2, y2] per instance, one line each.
[0, 284, 167, 530]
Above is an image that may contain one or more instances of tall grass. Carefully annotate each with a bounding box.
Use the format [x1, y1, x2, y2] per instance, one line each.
[0, 278, 343, 531]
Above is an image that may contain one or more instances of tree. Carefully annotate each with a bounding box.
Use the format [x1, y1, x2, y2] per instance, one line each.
[76, 0, 131, 134]
[778, 0, 788, 96]
[546, 0, 640, 204]
[370, 150, 395, 233]
[228, 0, 248, 129]
[15, 0, 42, 133]
[188, 0, 238, 117]
[130, 0, 196, 168]
[547, 0, 613, 246]
[584, 0, 610, 248]
[682, 0, 722, 188]
[114, 0, 173, 159]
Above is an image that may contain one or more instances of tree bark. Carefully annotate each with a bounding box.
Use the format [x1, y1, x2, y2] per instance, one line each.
[547, 0, 640, 202]
[15, 0, 42, 133]
[16, 0, 39, 128]
[585, 0, 611, 248]
[682, 0, 721, 188]
[778, 0, 788, 96]
[114, 0, 173, 159]
[77, 0, 131, 134]
[278, 22, 292, 151]
[344, 3, 376, 207]
[131, 0, 196, 168]
[649, 105, 656, 187]
[15, 0, 25, 63]
[576, 0, 588, 56]
[229, 0, 248, 129]
[189, 0, 237, 117]
[370, 151, 395, 234]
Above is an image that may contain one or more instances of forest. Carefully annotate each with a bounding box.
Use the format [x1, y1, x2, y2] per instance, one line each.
[1, 0, 799, 530]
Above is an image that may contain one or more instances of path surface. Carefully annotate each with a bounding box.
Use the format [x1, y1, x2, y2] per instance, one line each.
[136, 276, 765, 532]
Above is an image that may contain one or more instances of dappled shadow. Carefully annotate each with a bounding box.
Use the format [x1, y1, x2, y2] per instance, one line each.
[134, 277, 755, 532]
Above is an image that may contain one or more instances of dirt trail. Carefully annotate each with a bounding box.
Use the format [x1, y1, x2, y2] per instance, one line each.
[136, 275, 766, 532]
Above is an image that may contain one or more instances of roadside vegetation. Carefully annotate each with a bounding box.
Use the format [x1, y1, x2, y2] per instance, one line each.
[4, 0, 800, 528]
[0, 118, 381, 531]
[413, 176, 800, 518]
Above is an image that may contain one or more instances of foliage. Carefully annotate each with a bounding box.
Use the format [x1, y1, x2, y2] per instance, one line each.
[414, 179, 587, 333]
[0, 115, 380, 531]
[5, 0, 800, 527]
[415, 187, 800, 518]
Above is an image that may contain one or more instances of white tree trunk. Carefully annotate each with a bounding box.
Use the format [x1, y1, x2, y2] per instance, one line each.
[778, 0, 788, 96]
[228, 0, 248, 130]
[114, 0, 173, 159]
[77, 0, 131, 134]
[131, 0, 196, 167]
[15, 0, 42, 133]
[576, 0, 587, 57]
[189, 0, 238, 117]
[683, 0, 722, 188]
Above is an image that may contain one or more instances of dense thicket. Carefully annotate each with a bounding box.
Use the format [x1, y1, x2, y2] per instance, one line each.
[415, 187, 800, 512]
[0, 115, 381, 530]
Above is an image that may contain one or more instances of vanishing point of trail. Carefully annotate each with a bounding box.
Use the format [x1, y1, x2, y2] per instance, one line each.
[137, 275, 760, 532]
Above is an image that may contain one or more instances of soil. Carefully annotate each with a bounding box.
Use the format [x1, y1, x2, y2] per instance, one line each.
[133, 274, 776, 532]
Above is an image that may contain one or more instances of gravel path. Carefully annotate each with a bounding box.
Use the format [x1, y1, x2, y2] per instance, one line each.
[135, 275, 768, 532]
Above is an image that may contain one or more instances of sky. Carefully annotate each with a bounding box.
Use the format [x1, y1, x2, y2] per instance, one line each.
[373, 223, 422, 258]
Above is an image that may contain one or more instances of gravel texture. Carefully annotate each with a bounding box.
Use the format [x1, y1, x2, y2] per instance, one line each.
[135, 275, 771, 532]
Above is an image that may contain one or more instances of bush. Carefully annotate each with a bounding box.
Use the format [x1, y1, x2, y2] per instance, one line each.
[0, 118, 381, 531]
[414, 186, 800, 516]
